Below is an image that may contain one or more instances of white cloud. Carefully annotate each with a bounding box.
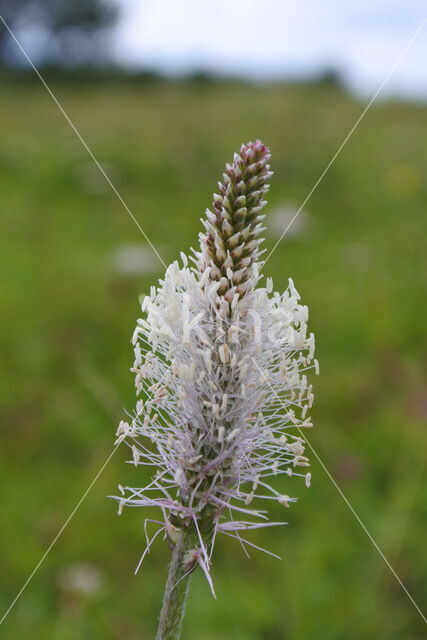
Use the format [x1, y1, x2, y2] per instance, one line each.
[113, 0, 427, 97]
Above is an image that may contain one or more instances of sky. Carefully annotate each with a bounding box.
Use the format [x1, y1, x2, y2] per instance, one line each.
[113, 0, 427, 98]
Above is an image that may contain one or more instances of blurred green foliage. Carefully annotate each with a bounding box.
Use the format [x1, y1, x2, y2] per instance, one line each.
[0, 77, 426, 639]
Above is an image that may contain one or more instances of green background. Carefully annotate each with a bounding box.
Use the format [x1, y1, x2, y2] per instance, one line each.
[0, 77, 426, 639]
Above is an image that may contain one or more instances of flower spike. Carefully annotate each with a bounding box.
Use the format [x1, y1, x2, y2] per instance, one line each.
[112, 142, 318, 613]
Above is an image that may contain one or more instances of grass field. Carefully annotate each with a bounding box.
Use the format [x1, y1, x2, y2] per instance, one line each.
[0, 76, 426, 639]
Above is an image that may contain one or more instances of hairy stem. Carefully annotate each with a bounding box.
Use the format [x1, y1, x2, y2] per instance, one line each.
[156, 527, 197, 640]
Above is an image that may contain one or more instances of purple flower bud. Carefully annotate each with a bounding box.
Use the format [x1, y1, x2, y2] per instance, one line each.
[196, 140, 272, 303]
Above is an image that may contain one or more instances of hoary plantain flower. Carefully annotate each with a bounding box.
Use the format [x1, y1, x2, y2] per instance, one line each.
[112, 140, 318, 639]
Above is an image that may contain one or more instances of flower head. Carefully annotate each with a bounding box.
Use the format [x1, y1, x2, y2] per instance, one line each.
[112, 141, 318, 589]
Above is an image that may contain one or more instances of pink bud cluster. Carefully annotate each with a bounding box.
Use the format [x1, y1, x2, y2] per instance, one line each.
[197, 140, 272, 306]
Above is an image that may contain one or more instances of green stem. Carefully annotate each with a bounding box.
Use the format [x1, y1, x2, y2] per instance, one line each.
[156, 527, 197, 640]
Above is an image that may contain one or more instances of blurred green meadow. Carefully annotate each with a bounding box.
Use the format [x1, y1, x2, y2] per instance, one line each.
[0, 76, 426, 639]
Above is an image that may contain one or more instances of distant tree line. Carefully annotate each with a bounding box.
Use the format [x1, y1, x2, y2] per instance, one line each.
[0, 0, 118, 68]
[0, 1, 345, 91]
